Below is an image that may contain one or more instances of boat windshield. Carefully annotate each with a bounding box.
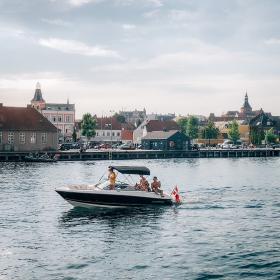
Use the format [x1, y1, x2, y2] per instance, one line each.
[97, 180, 134, 190]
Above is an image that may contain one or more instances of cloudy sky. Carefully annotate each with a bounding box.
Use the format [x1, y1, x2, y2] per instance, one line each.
[1, 0, 280, 118]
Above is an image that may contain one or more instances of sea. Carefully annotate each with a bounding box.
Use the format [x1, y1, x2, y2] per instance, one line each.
[0, 158, 279, 279]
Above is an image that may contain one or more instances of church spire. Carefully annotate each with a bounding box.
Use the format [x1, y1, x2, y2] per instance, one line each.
[31, 82, 46, 110]
[31, 82, 45, 102]
[240, 92, 252, 115]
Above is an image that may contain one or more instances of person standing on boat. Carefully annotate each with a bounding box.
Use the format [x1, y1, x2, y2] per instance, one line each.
[151, 176, 163, 196]
[108, 166, 117, 190]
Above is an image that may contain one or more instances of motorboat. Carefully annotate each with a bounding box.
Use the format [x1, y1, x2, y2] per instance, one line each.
[55, 166, 175, 208]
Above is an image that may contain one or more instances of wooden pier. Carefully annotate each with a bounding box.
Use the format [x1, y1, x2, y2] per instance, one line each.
[0, 148, 279, 162]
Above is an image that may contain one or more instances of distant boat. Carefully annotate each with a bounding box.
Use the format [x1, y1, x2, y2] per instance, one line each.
[55, 165, 174, 209]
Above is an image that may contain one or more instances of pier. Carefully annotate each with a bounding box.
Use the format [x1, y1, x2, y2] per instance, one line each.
[0, 148, 279, 162]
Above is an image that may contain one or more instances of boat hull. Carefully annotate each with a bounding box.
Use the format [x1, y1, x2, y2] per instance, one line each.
[56, 189, 173, 208]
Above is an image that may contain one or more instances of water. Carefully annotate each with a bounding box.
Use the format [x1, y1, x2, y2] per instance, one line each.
[0, 158, 280, 280]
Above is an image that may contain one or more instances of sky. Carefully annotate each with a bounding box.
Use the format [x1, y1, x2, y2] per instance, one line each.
[0, 0, 280, 118]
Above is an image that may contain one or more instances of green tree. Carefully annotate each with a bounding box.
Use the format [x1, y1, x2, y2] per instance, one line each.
[72, 128, 77, 142]
[201, 121, 220, 145]
[177, 116, 199, 140]
[250, 129, 264, 145]
[265, 128, 277, 144]
[228, 120, 240, 144]
[81, 113, 96, 141]
[186, 116, 199, 140]
[177, 117, 188, 132]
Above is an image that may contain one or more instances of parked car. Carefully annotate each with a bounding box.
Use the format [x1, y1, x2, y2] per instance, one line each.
[191, 144, 200, 151]
[111, 143, 120, 149]
[71, 143, 80, 149]
[98, 143, 112, 149]
[59, 143, 73, 151]
[119, 142, 135, 150]
[221, 140, 242, 149]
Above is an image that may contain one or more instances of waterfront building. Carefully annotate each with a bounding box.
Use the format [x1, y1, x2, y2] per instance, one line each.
[93, 116, 122, 143]
[30, 83, 75, 142]
[141, 130, 190, 150]
[207, 93, 264, 143]
[133, 119, 180, 144]
[0, 103, 58, 152]
[214, 120, 250, 143]
[249, 110, 279, 144]
[119, 109, 146, 127]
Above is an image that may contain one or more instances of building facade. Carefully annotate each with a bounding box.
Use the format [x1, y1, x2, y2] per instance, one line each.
[133, 119, 180, 144]
[0, 104, 58, 152]
[93, 117, 122, 143]
[142, 130, 189, 150]
[31, 83, 75, 142]
[249, 110, 279, 144]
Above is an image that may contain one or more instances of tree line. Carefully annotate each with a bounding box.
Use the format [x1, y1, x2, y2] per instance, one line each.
[74, 113, 278, 145]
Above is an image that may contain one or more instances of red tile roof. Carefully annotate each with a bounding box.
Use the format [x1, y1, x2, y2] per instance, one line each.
[146, 120, 179, 132]
[0, 105, 57, 132]
[96, 117, 122, 130]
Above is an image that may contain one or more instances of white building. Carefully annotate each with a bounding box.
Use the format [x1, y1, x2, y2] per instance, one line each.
[30, 83, 75, 142]
[93, 116, 122, 143]
[133, 119, 180, 144]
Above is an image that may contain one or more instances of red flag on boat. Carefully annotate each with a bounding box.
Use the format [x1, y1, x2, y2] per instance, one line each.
[171, 186, 181, 203]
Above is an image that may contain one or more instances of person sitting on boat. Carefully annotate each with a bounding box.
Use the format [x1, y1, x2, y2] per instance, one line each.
[108, 166, 117, 190]
[138, 175, 150, 192]
[151, 176, 164, 197]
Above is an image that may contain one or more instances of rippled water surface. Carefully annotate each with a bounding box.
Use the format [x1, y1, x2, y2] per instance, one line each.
[0, 158, 280, 279]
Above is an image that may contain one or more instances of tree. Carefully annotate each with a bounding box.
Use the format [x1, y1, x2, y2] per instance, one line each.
[177, 116, 199, 140]
[186, 116, 199, 140]
[228, 120, 240, 144]
[265, 128, 277, 144]
[81, 113, 96, 141]
[177, 117, 188, 133]
[250, 129, 264, 145]
[201, 121, 220, 145]
[72, 128, 77, 142]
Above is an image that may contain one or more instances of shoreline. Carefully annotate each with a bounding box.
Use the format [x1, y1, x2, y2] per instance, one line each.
[0, 148, 280, 162]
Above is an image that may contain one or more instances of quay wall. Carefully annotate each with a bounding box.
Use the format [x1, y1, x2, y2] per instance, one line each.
[0, 149, 280, 162]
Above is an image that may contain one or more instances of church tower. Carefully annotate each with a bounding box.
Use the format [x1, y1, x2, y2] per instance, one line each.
[31, 82, 46, 110]
[240, 92, 252, 115]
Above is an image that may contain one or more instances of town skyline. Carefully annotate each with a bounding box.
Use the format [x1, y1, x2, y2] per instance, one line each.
[1, 82, 279, 119]
[1, 0, 280, 117]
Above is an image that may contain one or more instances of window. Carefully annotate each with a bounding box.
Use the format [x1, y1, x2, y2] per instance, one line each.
[30, 132, 36, 144]
[19, 132, 25, 144]
[117, 132, 121, 137]
[65, 115, 72, 123]
[107, 132, 110, 136]
[52, 116, 56, 122]
[58, 115, 62, 122]
[102, 132, 105, 136]
[41, 133, 47, 144]
[96, 132, 99, 136]
[8, 132, 14, 144]
[112, 132, 115, 137]
[0, 132, 2, 144]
